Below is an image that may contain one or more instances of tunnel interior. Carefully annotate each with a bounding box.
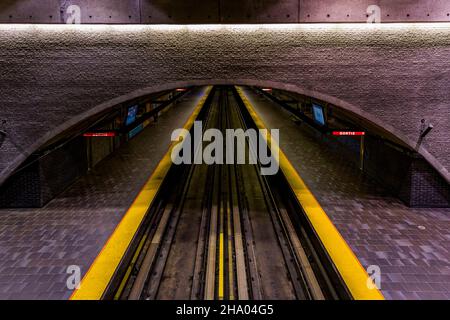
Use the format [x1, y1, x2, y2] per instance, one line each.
[104, 85, 350, 300]
[0, 83, 449, 301]
[0, 88, 184, 208]
[0, 84, 448, 209]
[1, 0, 450, 303]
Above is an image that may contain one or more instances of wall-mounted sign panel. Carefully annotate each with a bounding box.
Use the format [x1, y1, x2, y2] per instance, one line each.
[332, 131, 366, 136]
[128, 124, 144, 139]
[312, 104, 326, 126]
[83, 132, 117, 137]
[125, 105, 139, 126]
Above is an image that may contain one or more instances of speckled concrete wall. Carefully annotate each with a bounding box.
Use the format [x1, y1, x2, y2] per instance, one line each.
[0, 24, 450, 185]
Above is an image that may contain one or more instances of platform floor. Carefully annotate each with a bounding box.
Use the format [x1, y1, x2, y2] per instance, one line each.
[242, 88, 450, 300]
[0, 88, 208, 299]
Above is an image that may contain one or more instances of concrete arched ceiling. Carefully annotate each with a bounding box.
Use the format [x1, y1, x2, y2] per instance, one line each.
[0, 24, 450, 185]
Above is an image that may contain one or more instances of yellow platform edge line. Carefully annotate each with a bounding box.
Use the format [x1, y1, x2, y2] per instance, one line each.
[70, 86, 212, 300]
[235, 86, 384, 300]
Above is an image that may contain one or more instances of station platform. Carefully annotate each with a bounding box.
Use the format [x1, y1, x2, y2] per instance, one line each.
[0, 87, 209, 299]
[240, 87, 450, 300]
[0, 85, 448, 300]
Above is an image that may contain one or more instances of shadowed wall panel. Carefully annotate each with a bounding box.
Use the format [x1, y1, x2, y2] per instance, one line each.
[2, 1, 450, 24]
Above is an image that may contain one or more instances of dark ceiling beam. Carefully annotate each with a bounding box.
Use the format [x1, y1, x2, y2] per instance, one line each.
[1, 0, 450, 24]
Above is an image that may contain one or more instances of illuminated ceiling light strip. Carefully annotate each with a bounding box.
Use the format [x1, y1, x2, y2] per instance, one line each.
[1, 23, 450, 33]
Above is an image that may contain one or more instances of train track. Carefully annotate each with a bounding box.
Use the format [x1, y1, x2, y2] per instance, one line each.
[109, 86, 347, 300]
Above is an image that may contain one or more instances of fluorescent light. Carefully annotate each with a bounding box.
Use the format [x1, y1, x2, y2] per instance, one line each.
[1, 23, 450, 33]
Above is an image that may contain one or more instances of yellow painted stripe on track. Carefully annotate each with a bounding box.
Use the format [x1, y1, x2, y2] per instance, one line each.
[113, 233, 148, 300]
[218, 205, 225, 300]
[70, 86, 213, 300]
[235, 86, 384, 300]
[227, 206, 235, 300]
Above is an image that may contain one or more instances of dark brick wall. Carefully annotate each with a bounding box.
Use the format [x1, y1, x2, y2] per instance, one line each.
[359, 135, 449, 207]
[0, 137, 88, 208]
[0, 161, 41, 208]
[407, 157, 450, 207]
[40, 137, 88, 206]
[313, 131, 449, 207]
[364, 136, 412, 196]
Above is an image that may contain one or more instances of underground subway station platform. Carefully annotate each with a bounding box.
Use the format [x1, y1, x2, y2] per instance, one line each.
[0, 0, 449, 316]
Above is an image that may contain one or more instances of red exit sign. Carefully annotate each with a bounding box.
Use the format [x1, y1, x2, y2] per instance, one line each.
[332, 131, 365, 136]
[83, 132, 117, 137]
